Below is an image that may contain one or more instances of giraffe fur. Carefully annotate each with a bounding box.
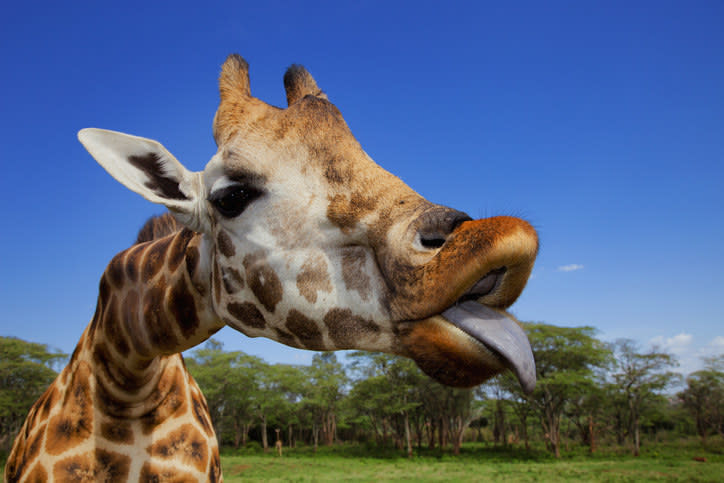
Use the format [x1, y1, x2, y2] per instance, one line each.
[6, 53, 538, 481]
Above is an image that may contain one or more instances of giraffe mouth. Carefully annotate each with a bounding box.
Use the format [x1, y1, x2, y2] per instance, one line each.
[399, 268, 536, 393]
[436, 267, 535, 393]
[441, 301, 536, 394]
[458, 266, 507, 302]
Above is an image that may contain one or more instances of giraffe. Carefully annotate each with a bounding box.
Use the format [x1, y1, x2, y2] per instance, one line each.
[5, 53, 538, 481]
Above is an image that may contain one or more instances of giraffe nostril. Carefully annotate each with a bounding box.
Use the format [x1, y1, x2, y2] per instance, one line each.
[449, 214, 471, 233]
[419, 235, 447, 249]
[415, 208, 471, 251]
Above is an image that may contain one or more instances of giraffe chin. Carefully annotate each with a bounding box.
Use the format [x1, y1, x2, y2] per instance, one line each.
[400, 301, 536, 393]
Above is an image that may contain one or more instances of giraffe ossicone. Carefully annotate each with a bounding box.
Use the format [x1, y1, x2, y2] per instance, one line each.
[6, 53, 538, 481]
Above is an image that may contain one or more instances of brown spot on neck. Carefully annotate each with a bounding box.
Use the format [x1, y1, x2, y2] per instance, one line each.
[101, 420, 134, 444]
[122, 289, 152, 358]
[136, 213, 184, 244]
[106, 253, 126, 289]
[142, 236, 171, 283]
[124, 243, 145, 283]
[101, 294, 130, 357]
[139, 363, 188, 434]
[190, 390, 214, 438]
[52, 449, 131, 482]
[24, 462, 48, 482]
[168, 276, 200, 339]
[143, 279, 180, 353]
[140, 463, 196, 482]
[46, 363, 93, 455]
[146, 423, 209, 473]
[4, 422, 47, 481]
[168, 228, 196, 271]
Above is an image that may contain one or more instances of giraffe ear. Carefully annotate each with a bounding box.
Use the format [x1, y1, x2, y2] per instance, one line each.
[78, 128, 209, 232]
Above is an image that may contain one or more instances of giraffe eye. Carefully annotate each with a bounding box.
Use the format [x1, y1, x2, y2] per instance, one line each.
[209, 184, 263, 218]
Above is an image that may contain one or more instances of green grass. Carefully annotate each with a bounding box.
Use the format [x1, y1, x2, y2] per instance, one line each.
[2, 438, 722, 481]
[219, 439, 724, 482]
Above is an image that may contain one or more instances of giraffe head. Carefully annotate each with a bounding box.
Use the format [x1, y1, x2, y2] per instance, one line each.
[79, 54, 538, 392]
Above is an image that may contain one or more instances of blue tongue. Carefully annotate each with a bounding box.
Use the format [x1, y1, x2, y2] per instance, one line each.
[442, 301, 536, 394]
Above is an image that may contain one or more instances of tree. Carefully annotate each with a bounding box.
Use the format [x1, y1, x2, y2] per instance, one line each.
[610, 339, 679, 456]
[494, 373, 535, 449]
[186, 339, 263, 448]
[515, 323, 612, 458]
[266, 363, 306, 449]
[253, 362, 304, 451]
[347, 352, 424, 456]
[679, 355, 724, 443]
[565, 380, 607, 453]
[303, 353, 347, 450]
[444, 387, 480, 455]
[0, 336, 66, 451]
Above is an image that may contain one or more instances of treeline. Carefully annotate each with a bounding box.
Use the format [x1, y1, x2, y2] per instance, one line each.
[0, 337, 66, 452]
[185, 341, 483, 456]
[185, 325, 723, 458]
[1, 324, 723, 459]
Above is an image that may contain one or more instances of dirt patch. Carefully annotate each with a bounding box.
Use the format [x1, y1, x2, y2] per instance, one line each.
[230, 464, 252, 474]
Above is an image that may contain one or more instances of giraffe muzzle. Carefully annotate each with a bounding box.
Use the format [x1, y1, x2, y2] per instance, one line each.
[395, 216, 538, 390]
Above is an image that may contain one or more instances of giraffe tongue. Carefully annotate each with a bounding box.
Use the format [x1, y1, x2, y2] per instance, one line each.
[442, 301, 536, 394]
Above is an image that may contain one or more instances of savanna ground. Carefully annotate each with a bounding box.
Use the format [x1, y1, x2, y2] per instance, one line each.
[217, 437, 723, 482]
[1, 437, 721, 481]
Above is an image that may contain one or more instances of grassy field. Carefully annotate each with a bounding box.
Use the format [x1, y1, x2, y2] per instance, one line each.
[2, 438, 721, 481]
[219, 438, 724, 482]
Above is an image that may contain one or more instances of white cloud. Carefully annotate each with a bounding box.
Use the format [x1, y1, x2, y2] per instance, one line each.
[647, 333, 724, 377]
[710, 336, 724, 350]
[557, 264, 584, 272]
[650, 333, 693, 352]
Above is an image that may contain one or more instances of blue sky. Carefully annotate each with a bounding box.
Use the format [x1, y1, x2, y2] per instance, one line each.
[1, 1, 722, 377]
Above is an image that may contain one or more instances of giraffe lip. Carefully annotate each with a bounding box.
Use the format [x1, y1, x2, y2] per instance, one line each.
[441, 301, 536, 394]
[458, 267, 507, 302]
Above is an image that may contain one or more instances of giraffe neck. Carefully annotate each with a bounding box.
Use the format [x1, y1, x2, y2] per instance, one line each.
[87, 227, 222, 413]
[4, 227, 223, 481]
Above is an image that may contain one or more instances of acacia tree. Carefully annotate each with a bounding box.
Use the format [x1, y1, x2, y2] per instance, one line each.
[516, 323, 611, 458]
[678, 355, 724, 443]
[485, 377, 513, 446]
[303, 353, 347, 449]
[348, 352, 480, 456]
[186, 339, 264, 448]
[0, 336, 66, 451]
[565, 381, 608, 453]
[252, 362, 298, 451]
[443, 387, 480, 455]
[610, 339, 679, 456]
[495, 373, 535, 449]
[268, 363, 306, 449]
[347, 352, 424, 456]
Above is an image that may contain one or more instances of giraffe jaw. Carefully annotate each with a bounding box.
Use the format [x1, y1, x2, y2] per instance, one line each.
[400, 301, 536, 393]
